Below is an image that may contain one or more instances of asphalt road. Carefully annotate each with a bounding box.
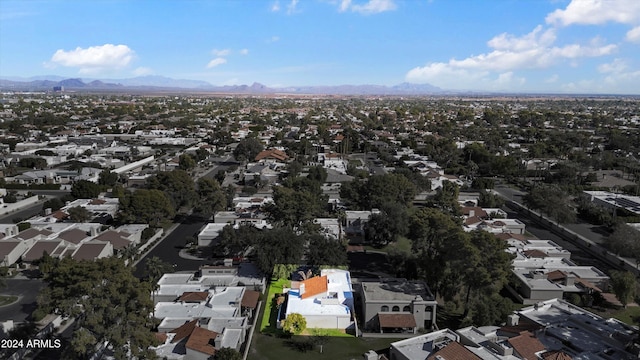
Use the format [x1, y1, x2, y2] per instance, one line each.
[133, 214, 209, 278]
[0, 278, 45, 322]
[0, 200, 47, 223]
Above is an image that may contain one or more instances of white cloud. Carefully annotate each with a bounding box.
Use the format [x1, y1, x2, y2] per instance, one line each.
[546, 0, 640, 26]
[287, 0, 299, 14]
[340, 0, 397, 14]
[49, 44, 135, 73]
[545, 74, 559, 83]
[240, 48, 249, 55]
[406, 25, 617, 88]
[627, 26, 640, 43]
[339, 0, 351, 12]
[267, 36, 280, 43]
[272, 0, 299, 14]
[133, 67, 154, 76]
[487, 25, 556, 51]
[206, 57, 227, 68]
[212, 49, 231, 57]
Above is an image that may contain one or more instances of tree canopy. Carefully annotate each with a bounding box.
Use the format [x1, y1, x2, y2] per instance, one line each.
[71, 180, 101, 199]
[118, 189, 175, 226]
[36, 257, 159, 359]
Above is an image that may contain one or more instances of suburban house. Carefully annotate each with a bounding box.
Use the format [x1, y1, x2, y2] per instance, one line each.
[503, 234, 609, 305]
[282, 269, 356, 331]
[368, 299, 638, 360]
[154, 264, 265, 305]
[343, 210, 380, 238]
[358, 278, 438, 333]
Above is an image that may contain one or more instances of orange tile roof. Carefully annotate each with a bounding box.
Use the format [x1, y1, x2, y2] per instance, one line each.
[462, 207, 488, 218]
[575, 278, 602, 292]
[546, 270, 567, 281]
[178, 292, 209, 302]
[185, 326, 218, 356]
[255, 148, 288, 162]
[427, 341, 481, 360]
[508, 331, 546, 360]
[170, 320, 197, 343]
[378, 313, 416, 328]
[300, 275, 328, 299]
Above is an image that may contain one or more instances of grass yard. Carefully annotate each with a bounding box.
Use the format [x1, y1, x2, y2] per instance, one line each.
[592, 305, 640, 326]
[0, 295, 18, 306]
[260, 278, 290, 333]
[249, 333, 396, 360]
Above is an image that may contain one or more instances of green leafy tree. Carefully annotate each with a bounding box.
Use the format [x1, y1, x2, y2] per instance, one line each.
[71, 180, 101, 199]
[364, 202, 409, 246]
[119, 189, 175, 226]
[306, 235, 348, 266]
[233, 137, 264, 162]
[264, 186, 325, 228]
[68, 206, 93, 222]
[607, 223, 640, 259]
[98, 169, 119, 187]
[42, 197, 64, 212]
[610, 271, 637, 308]
[147, 170, 197, 210]
[254, 227, 304, 276]
[212, 347, 243, 360]
[179, 153, 197, 171]
[215, 224, 259, 258]
[196, 178, 227, 218]
[282, 313, 307, 335]
[36, 257, 159, 360]
[429, 181, 462, 216]
[409, 207, 467, 298]
[523, 184, 576, 223]
[2, 191, 17, 203]
[19, 157, 47, 169]
[462, 231, 514, 315]
[341, 174, 417, 210]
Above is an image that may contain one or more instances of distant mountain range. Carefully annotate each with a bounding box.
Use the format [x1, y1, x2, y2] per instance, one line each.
[0, 75, 443, 95]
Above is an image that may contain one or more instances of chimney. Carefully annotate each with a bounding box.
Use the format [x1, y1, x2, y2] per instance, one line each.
[214, 333, 222, 349]
[507, 314, 519, 326]
[90, 227, 98, 237]
[564, 274, 576, 286]
[45, 208, 52, 216]
[469, 209, 475, 217]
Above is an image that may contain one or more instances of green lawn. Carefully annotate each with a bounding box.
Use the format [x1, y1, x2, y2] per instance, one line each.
[260, 278, 290, 333]
[249, 333, 396, 360]
[364, 236, 412, 254]
[0, 295, 18, 306]
[592, 306, 640, 326]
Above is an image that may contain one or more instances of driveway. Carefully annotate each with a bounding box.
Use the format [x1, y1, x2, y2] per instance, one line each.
[0, 278, 45, 322]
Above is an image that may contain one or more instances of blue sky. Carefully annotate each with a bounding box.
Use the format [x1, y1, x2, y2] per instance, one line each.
[1, 0, 640, 93]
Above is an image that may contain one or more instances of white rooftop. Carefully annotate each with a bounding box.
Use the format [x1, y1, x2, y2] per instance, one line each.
[285, 269, 353, 317]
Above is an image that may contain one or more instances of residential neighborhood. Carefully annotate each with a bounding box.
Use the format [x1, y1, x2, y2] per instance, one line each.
[0, 90, 638, 360]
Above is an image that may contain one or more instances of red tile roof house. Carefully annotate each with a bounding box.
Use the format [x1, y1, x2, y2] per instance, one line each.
[153, 320, 222, 359]
[254, 148, 289, 163]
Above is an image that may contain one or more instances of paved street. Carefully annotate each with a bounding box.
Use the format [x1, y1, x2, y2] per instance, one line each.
[133, 214, 209, 278]
[0, 278, 45, 322]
